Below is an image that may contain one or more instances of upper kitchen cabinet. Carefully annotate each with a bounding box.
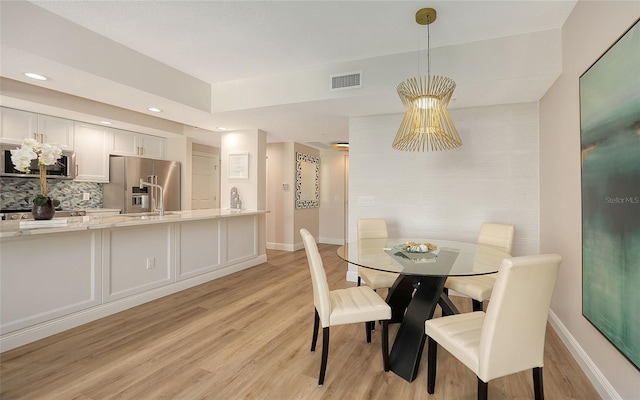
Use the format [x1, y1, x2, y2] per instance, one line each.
[37, 115, 74, 150]
[74, 123, 112, 183]
[0, 107, 74, 150]
[111, 129, 165, 159]
[0, 108, 37, 144]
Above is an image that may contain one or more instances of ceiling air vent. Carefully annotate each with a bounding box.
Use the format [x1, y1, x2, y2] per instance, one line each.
[330, 71, 362, 91]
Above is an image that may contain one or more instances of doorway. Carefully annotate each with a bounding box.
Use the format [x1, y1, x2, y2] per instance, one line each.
[191, 151, 220, 209]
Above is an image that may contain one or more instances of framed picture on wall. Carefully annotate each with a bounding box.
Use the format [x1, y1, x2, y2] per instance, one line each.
[228, 153, 249, 179]
[580, 18, 640, 371]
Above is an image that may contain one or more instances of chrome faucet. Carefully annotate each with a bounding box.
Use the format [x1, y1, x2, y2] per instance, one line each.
[139, 179, 164, 216]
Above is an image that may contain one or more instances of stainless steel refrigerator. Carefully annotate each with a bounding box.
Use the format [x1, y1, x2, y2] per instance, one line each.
[104, 156, 181, 214]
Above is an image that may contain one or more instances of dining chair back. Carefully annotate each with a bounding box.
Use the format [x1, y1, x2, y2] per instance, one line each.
[300, 229, 391, 386]
[445, 222, 515, 311]
[356, 219, 398, 291]
[301, 229, 332, 327]
[477, 222, 515, 253]
[358, 218, 388, 239]
[425, 254, 562, 400]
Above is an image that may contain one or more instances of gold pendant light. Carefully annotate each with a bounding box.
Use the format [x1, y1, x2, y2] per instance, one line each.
[393, 8, 462, 152]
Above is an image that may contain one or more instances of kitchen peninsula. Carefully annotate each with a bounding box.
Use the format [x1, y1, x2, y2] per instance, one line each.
[0, 209, 268, 351]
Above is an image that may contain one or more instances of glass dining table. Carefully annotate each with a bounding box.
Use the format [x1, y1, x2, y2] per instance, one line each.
[337, 238, 510, 382]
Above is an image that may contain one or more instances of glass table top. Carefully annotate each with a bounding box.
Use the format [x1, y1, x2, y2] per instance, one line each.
[337, 238, 510, 277]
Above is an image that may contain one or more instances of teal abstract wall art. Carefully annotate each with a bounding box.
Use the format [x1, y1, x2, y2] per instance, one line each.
[580, 18, 640, 371]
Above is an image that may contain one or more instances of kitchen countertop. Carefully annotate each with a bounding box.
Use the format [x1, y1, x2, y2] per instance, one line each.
[0, 209, 268, 238]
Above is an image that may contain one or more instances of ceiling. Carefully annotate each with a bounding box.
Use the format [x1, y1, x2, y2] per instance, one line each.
[1, 1, 577, 148]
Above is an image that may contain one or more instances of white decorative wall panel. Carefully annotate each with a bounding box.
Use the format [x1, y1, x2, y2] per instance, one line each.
[177, 219, 222, 280]
[103, 224, 175, 302]
[0, 231, 102, 334]
[227, 215, 258, 263]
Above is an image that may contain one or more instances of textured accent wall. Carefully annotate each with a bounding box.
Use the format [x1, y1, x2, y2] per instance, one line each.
[349, 102, 539, 258]
[0, 178, 103, 209]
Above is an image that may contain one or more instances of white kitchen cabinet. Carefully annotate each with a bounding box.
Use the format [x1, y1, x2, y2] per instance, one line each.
[111, 128, 137, 156]
[74, 123, 112, 182]
[1, 107, 38, 144]
[37, 114, 74, 150]
[139, 134, 165, 159]
[0, 107, 74, 149]
[111, 129, 165, 159]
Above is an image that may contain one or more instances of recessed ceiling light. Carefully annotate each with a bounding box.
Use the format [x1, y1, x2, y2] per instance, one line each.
[24, 72, 48, 81]
[216, 127, 229, 131]
[99, 120, 112, 125]
[147, 107, 162, 113]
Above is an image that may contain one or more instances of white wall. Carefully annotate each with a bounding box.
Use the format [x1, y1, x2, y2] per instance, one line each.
[265, 142, 321, 250]
[349, 102, 540, 266]
[539, 2, 640, 399]
[220, 129, 266, 210]
[319, 149, 348, 245]
[266, 142, 295, 250]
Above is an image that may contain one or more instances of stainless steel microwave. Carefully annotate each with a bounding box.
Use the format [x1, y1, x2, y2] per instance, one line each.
[1, 144, 76, 179]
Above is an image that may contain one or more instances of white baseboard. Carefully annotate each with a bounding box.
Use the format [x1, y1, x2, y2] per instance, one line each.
[266, 241, 304, 251]
[548, 310, 620, 400]
[267, 242, 295, 251]
[318, 237, 344, 245]
[0, 255, 267, 352]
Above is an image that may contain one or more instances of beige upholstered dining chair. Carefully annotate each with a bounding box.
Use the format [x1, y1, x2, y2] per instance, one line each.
[426, 254, 562, 400]
[444, 222, 515, 311]
[357, 218, 399, 290]
[300, 229, 391, 386]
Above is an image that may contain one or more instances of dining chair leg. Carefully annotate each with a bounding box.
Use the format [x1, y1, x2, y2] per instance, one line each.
[365, 321, 372, 343]
[357, 276, 362, 286]
[319, 327, 330, 386]
[477, 378, 488, 400]
[427, 336, 437, 394]
[533, 367, 544, 400]
[381, 320, 389, 371]
[472, 299, 484, 312]
[311, 309, 320, 352]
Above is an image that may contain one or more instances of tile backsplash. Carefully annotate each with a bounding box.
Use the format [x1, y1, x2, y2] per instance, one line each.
[0, 178, 103, 210]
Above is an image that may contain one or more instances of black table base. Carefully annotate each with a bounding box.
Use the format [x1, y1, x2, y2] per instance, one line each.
[386, 275, 460, 382]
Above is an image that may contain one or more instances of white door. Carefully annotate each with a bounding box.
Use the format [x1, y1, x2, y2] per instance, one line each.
[191, 152, 220, 210]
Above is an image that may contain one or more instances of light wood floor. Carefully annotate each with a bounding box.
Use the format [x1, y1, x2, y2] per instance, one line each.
[1, 245, 600, 400]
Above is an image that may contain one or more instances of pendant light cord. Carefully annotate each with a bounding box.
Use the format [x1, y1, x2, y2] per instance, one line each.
[427, 15, 431, 79]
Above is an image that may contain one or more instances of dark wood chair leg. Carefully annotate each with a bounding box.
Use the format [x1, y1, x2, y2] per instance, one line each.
[427, 336, 437, 394]
[381, 320, 389, 371]
[533, 367, 544, 400]
[477, 378, 488, 400]
[472, 299, 484, 312]
[311, 309, 320, 352]
[357, 276, 361, 286]
[365, 321, 372, 343]
[318, 327, 330, 386]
